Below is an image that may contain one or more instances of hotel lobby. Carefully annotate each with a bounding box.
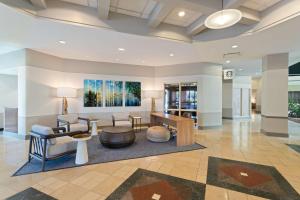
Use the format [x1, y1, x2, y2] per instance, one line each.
[0, 0, 300, 199]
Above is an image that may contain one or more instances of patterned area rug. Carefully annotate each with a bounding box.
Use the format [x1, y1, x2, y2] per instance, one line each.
[14, 131, 205, 176]
[207, 157, 300, 200]
[106, 169, 206, 200]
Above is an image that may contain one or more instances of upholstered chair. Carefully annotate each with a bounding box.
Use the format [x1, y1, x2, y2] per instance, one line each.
[57, 114, 90, 133]
[28, 125, 82, 171]
[112, 113, 133, 128]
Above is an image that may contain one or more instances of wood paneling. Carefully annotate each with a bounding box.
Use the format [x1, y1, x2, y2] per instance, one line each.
[150, 112, 194, 146]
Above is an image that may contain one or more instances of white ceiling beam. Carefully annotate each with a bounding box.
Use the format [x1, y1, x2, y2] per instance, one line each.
[30, 0, 47, 9]
[223, 0, 247, 9]
[148, 1, 175, 28]
[154, 0, 220, 14]
[239, 6, 260, 25]
[187, 16, 207, 35]
[97, 0, 111, 19]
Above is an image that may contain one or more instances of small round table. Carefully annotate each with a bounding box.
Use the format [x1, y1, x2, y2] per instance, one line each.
[131, 116, 142, 132]
[72, 134, 92, 165]
[100, 127, 135, 148]
[90, 119, 99, 136]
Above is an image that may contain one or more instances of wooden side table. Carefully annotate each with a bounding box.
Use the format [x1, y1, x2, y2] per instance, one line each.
[131, 116, 142, 132]
[72, 134, 91, 165]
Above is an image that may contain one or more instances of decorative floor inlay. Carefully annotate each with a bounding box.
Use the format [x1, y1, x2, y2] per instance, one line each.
[287, 144, 300, 154]
[207, 157, 300, 200]
[105, 168, 206, 200]
[6, 188, 56, 200]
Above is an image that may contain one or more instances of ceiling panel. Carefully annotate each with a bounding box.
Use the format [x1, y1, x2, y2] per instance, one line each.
[141, 1, 157, 19]
[117, 0, 149, 13]
[110, 0, 157, 19]
[164, 7, 203, 27]
[242, 0, 281, 11]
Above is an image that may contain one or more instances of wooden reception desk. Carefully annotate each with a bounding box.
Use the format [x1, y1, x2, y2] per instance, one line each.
[150, 112, 195, 146]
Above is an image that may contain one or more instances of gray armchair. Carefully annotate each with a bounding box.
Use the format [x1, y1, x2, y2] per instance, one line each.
[28, 125, 83, 171]
[57, 114, 90, 133]
[112, 113, 133, 128]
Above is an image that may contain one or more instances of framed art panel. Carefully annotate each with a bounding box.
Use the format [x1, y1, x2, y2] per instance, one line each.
[105, 80, 123, 107]
[125, 81, 141, 107]
[84, 80, 103, 107]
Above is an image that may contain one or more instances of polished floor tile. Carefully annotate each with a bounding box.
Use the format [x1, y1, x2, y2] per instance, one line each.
[207, 157, 300, 200]
[105, 168, 206, 200]
[0, 114, 300, 200]
[6, 187, 56, 200]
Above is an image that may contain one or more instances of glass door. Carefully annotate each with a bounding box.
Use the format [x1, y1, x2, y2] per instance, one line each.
[164, 83, 180, 116]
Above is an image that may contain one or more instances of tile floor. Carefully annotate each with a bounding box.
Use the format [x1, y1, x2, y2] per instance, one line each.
[1, 114, 300, 200]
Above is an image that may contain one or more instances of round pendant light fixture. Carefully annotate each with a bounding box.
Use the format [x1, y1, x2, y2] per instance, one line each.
[204, 0, 242, 29]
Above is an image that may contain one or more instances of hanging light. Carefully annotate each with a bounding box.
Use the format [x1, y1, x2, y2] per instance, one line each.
[204, 0, 242, 29]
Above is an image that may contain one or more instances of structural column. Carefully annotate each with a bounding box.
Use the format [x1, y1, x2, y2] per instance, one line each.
[261, 53, 288, 137]
[18, 66, 29, 139]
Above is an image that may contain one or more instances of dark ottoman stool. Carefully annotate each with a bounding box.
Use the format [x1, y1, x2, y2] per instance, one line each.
[100, 127, 135, 148]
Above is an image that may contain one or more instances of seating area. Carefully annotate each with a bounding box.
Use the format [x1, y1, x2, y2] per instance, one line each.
[26, 112, 191, 171]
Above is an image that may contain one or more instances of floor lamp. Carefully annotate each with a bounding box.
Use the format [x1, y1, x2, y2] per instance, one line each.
[57, 87, 77, 115]
[144, 90, 162, 113]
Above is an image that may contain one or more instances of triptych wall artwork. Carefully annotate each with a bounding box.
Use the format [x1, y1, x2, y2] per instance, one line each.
[84, 80, 141, 107]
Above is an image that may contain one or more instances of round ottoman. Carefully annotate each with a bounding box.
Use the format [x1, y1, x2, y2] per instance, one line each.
[147, 126, 170, 142]
[100, 127, 135, 148]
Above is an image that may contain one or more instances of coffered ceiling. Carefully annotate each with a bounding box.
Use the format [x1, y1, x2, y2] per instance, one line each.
[23, 0, 285, 40]
[0, 0, 299, 77]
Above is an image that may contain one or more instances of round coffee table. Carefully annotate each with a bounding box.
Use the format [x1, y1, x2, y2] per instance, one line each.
[72, 134, 92, 165]
[100, 127, 135, 148]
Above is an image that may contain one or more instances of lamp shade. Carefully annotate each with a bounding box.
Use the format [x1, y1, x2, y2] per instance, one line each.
[144, 90, 162, 99]
[57, 87, 77, 98]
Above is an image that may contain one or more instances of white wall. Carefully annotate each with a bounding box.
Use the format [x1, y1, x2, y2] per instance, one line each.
[17, 66, 154, 134]
[0, 74, 18, 128]
[1, 49, 223, 134]
[25, 66, 154, 116]
[222, 76, 252, 119]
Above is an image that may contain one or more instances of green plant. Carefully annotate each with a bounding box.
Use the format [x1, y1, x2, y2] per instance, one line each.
[288, 100, 300, 118]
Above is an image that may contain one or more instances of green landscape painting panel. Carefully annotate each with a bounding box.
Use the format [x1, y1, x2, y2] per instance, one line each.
[84, 80, 103, 107]
[125, 81, 141, 107]
[105, 80, 123, 107]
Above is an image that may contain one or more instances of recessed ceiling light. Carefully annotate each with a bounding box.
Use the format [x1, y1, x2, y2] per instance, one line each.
[115, 58, 120, 61]
[118, 48, 125, 51]
[58, 40, 66, 44]
[239, 68, 243, 71]
[178, 11, 186, 17]
[169, 53, 174, 57]
[226, 60, 231, 63]
[141, 60, 145, 63]
[232, 45, 238, 48]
